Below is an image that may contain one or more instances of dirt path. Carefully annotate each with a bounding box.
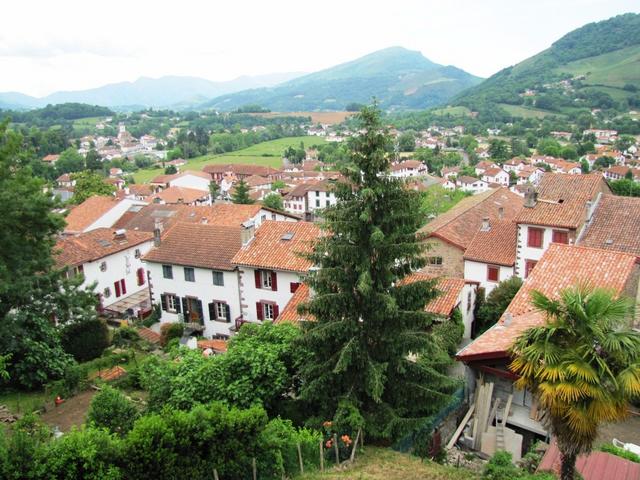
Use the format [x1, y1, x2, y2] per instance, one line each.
[39, 390, 96, 432]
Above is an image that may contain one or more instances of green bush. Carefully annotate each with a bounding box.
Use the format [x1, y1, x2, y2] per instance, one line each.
[42, 427, 123, 479]
[61, 319, 110, 362]
[159, 323, 183, 347]
[259, 418, 322, 477]
[111, 326, 141, 348]
[48, 363, 86, 397]
[475, 277, 522, 335]
[1, 414, 51, 480]
[433, 308, 465, 355]
[600, 443, 640, 463]
[87, 386, 139, 436]
[483, 451, 521, 480]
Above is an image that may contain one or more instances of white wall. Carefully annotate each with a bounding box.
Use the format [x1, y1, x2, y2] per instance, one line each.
[238, 267, 303, 323]
[515, 224, 573, 279]
[169, 175, 210, 192]
[306, 190, 337, 212]
[458, 283, 477, 339]
[146, 262, 241, 337]
[85, 199, 147, 232]
[284, 197, 306, 215]
[253, 209, 299, 227]
[464, 260, 515, 294]
[80, 240, 154, 308]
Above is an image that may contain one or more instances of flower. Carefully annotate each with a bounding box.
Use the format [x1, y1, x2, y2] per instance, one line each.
[322, 421, 333, 428]
[341, 434, 352, 445]
[325, 440, 333, 448]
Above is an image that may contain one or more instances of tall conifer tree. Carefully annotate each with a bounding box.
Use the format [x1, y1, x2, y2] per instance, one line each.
[299, 105, 459, 439]
[231, 178, 254, 204]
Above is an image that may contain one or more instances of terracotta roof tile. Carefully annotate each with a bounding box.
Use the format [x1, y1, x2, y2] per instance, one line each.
[54, 228, 153, 268]
[63, 196, 121, 233]
[143, 223, 242, 270]
[579, 194, 640, 256]
[420, 188, 523, 249]
[401, 272, 467, 316]
[197, 339, 228, 352]
[151, 186, 209, 204]
[457, 244, 638, 361]
[138, 327, 161, 344]
[463, 220, 517, 266]
[515, 173, 609, 229]
[232, 221, 319, 273]
[276, 284, 313, 324]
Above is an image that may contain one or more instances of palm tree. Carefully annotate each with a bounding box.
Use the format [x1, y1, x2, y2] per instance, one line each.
[510, 284, 640, 480]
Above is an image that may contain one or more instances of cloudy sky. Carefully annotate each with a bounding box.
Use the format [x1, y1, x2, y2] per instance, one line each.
[1, 0, 637, 97]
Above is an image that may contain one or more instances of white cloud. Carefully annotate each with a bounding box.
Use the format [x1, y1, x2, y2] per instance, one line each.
[0, 0, 638, 97]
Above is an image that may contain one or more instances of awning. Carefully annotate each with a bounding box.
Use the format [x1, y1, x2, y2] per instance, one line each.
[104, 289, 152, 316]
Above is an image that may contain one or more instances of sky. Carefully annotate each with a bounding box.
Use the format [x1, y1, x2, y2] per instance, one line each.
[1, 0, 638, 97]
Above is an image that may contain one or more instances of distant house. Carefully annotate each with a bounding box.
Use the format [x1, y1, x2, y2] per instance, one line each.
[503, 158, 527, 173]
[474, 160, 495, 176]
[390, 160, 428, 178]
[43, 154, 60, 164]
[63, 196, 147, 235]
[204, 164, 281, 182]
[603, 165, 640, 182]
[55, 228, 154, 313]
[441, 166, 460, 179]
[583, 128, 618, 144]
[150, 170, 212, 193]
[515, 166, 544, 185]
[481, 166, 509, 187]
[56, 173, 75, 188]
[456, 176, 489, 194]
[150, 186, 210, 205]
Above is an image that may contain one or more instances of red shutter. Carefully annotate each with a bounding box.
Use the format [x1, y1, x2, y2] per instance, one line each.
[487, 266, 499, 282]
[254, 270, 261, 288]
[137, 268, 146, 286]
[271, 271, 278, 291]
[552, 230, 568, 244]
[290, 282, 300, 293]
[121, 279, 127, 295]
[525, 260, 537, 278]
[256, 302, 264, 320]
[114, 280, 121, 297]
[273, 303, 280, 320]
[527, 227, 543, 248]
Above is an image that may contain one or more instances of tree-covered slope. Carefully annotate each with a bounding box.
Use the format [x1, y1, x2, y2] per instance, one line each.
[202, 47, 482, 112]
[453, 13, 640, 113]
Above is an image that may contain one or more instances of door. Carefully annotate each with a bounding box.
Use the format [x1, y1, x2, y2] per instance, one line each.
[187, 298, 203, 324]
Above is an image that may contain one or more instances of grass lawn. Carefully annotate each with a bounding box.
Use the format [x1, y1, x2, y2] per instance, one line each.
[132, 135, 327, 183]
[431, 106, 472, 117]
[300, 447, 478, 480]
[498, 103, 561, 119]
[0, 389, 50, 415]
[72, 116, 102, 127]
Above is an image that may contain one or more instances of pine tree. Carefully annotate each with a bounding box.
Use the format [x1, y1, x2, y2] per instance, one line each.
[231, 178, 254, 204]
[299, 105, 459, 440]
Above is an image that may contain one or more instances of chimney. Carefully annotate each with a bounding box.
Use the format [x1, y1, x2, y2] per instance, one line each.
[498, 207, 504, 220]
[240, 220, 255, 246]
[523, 186, 538, 208]
[481, 217, 491, 232]
[113, 229, 126, 240]
[153, 220, 163, 247]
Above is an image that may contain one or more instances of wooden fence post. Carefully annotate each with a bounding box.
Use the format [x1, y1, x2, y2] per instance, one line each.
[297, 442, 304, 474]
[350, 429, 361, 462]
[213, 469, 219, 480]
[252, 457, 257, 480]
[319, 440, 324, 472]
[333, 433, 339, 465]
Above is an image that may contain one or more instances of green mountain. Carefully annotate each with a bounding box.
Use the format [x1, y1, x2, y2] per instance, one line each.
[453, 13, 640, 115]
[201, 47, 482, 112]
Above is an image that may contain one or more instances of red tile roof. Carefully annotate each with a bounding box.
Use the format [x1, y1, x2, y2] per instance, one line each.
[579, 194, 640, 256]
[420, 188, 523, 250]
[54, 228, 153, 268]
[232, 221, 320, 273]
[151, 186, 209, 204]
[457, 244, 638, 361]
[197, 339, 228, 353]
[538, 440, 640, 480]
[401, 272, 467, 316]
[515, 173, 609, 229]
[276, 284, 313, 324]
[138, 327, 161, 344]
[63, 196, 120, 233]
[143, 223, 242, 271]
[463, 220, 517, 266]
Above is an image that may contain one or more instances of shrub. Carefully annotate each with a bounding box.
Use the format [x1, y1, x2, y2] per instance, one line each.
[142, 304, 161, 328]
[433, 308, 465, 355]
[259, 418, 322, 477]
[2, 414, 51, 480]
[43, 427, 123, 479]
[483, 451, 521, 480]
[600, 443, 640, 463]
[112, 326, 141, 348]
[87, 385, 139, 436]
[475, 277, 522, 335]
[48, 363, 86, 397]
[160, 323, 183, 347]
[61, 318, 110, 362]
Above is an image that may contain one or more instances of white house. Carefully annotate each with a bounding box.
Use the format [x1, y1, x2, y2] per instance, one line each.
[63, 196, 148, 235]
[55, 228, 154, 313]
[481, 166, 510, 187]
[231, 221, 320, 326]
[502, 158, 527, 173]
[284, 183, 309, 215]
[463, 219, 517, 294]
[456, 176, 489, 194]
[305, 180, 338, 219]
[143, 222, 246, 338]
[390, 160, 428, 178]
[515, 166, 544, 185]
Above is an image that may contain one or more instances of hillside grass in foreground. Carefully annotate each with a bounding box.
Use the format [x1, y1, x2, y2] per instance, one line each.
[299, 447, 478, 480]
[132, 135, 326, 183]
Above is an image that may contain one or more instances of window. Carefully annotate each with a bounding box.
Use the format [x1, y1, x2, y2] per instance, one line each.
[326, 199, 330, 207]
[212, 271, 224, 286]
[262, 270, 272, 288]
[271, 213, 276, 220]
[487, 265, 499, 282]
[525, 260, 537, 279]
[255, 269, 277, 291]
[184, 267, 195, 282]
[166, 294, 178, 312]
[100, 261, 107, 272]
[261, 214, 266, 221]
[552, 230, 569, 244]
[114, 279, 126, 298]
[263, 303, 274, 320]
[103, 287, 111, 298]
[256, 301, 279, 321]
[208, 301, 230, 322]
[315, 199, 320, 208]
[136, 267, 146, 286]
[72, 265, 84, 278]
[527, 227, 544, 248]
[134, 248, 141, 259]
[427, 256, 443, 266]
[315, 191, 320, 197]
[290, 282, 301, 293]
[162, 265, 173, 279]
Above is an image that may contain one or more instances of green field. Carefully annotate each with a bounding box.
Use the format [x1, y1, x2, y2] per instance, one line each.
[72, 116, 102, 128]
[498, 103, 560, 119]
[132, 135, 326, 183]
[431, 106, 472, 117]
[556, 45, 640, 88]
